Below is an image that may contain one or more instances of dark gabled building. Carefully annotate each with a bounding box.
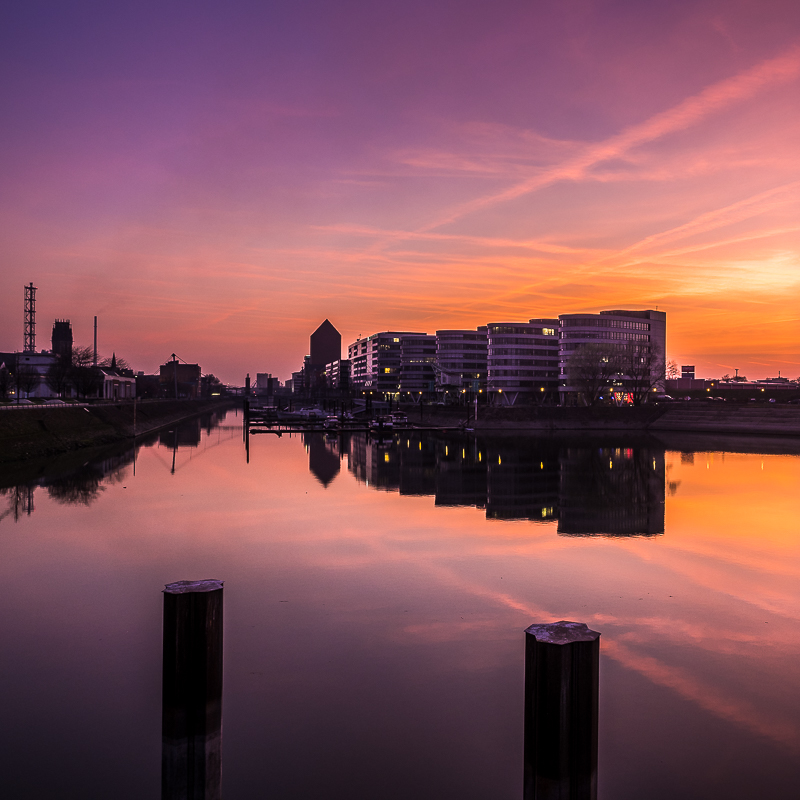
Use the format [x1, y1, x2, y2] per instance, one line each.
[310, 320, 342, 370]
[302, 319, 342, 391]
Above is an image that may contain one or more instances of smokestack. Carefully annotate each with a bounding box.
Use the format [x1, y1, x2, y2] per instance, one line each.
[93, 316, 97, 366]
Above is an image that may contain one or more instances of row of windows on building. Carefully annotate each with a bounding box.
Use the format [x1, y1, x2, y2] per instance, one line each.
[561, 317, 651, 330]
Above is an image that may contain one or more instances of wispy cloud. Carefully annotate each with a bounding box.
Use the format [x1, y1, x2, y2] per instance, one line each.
[607, 182, 800, 264]
[420, 46, 800, 230]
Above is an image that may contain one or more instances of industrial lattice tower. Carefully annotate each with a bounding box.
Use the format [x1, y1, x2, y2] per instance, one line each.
[24, 282, 37, 353]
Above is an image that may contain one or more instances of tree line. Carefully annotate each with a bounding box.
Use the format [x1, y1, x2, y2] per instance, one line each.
[0, 346, 131, 401]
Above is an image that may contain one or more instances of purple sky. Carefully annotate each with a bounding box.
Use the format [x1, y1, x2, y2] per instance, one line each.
[1, 0, 799, 381]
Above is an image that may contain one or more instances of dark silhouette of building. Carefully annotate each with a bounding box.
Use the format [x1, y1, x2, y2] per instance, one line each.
[160, 361, 201, 398]
[51, 320, 73, 360]
[310, 320, 341, 371]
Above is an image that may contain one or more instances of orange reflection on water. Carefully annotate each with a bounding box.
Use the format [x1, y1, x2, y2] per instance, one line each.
[2, 424, 800, 797]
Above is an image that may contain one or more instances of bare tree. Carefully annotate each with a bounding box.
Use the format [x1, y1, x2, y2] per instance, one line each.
[46, 472, 104, 506]
[14, 363, 40, 400]
[70, 345, 102, 399]
[99, 353, 131, 372]
[46, 358, 72, 398]
[201, 373, 224, 398]
[617, 341, 665, 405]
[666, 360, 680, 380]
[72, 346, 96, 368]
[567, 343, 621, 406]
[0, 365, 13, 400]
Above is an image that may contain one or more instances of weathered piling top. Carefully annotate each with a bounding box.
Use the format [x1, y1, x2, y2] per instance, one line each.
[164, 579, 224, 594]
[524, 620, 600, 645]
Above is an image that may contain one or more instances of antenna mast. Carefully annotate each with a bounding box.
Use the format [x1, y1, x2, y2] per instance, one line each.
[24, 282, 37, 353]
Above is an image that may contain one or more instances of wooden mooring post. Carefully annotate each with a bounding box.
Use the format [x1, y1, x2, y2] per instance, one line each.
[162, 580, 224, 800]
[523, 621, 600, 800]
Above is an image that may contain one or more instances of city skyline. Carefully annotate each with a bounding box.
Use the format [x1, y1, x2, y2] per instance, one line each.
[1, 1, 799, 383]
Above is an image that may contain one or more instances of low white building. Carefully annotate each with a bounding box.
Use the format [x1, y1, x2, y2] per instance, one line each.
[99, 367, 135, 400]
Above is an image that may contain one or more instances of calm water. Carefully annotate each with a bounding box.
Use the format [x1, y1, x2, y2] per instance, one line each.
[1, 409, 799, 799]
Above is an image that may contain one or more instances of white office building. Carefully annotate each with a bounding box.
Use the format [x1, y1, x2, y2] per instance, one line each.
[559, 309, 666, 403]
[486, 319, 560, 405]
[435, 328, 488, 399]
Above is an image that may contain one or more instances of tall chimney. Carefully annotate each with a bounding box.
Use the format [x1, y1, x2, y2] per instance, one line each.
[93, 316, 97, 366]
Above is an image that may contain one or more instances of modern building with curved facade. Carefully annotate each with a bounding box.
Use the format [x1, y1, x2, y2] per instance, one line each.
[399, 334, 437, 396]
[435, 327, 488, 398]
[559, 309, 666, 403]
[486, 319, 560, 404]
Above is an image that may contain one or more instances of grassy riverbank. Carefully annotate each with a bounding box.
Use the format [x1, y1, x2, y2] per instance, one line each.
[0, 398, 236, 464]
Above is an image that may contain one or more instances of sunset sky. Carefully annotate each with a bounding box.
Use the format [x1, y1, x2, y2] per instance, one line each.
[1, 0, 799, 383]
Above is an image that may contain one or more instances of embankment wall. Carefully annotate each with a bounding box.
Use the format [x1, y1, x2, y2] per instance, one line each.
[0, 399, 236, 463]
[412, 403, 800, 436]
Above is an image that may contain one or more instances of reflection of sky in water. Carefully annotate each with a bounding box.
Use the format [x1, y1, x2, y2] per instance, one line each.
[0, 418, 799, 799]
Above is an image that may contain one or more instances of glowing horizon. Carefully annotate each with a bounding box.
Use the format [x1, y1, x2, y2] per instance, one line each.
[1, 1, 798, 383]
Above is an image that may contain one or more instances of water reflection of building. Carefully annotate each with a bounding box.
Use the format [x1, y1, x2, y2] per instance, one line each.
[348, 432, 401, 491]
[557, 447, 665, 536]
[159, 419, 202, 448]
[342, 432, 666, 536]
[397, 435, 437, 496]
[485, 440, 560, 522]
[157, 409, 229, 450]
[434, 437, 486, 508]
